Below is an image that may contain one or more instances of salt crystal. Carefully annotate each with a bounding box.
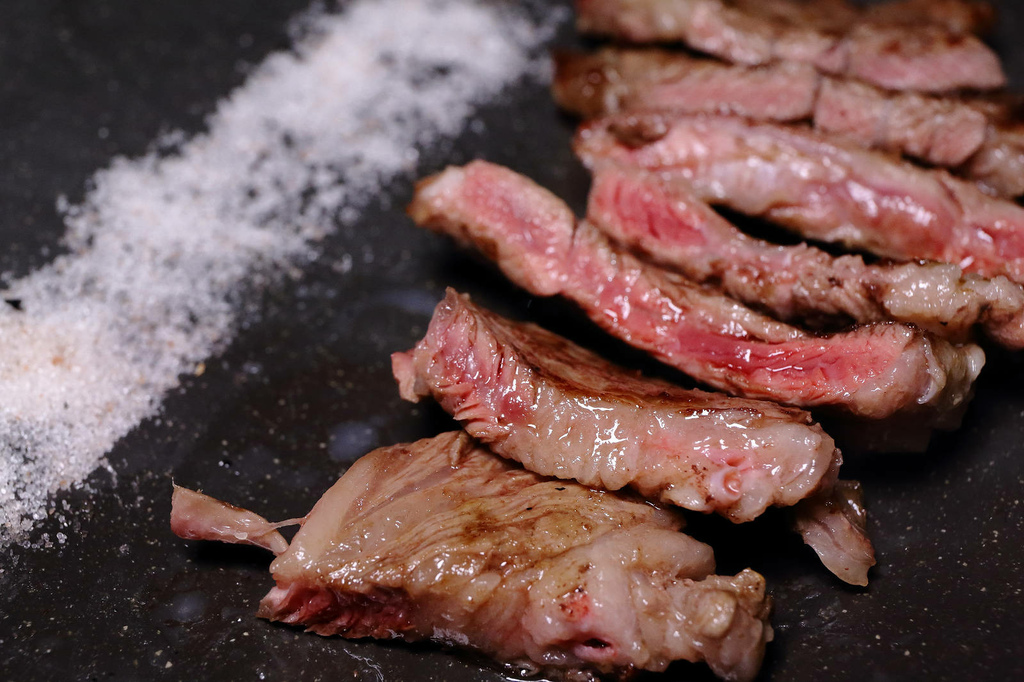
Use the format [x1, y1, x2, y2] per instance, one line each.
[0, 0, 563, 549]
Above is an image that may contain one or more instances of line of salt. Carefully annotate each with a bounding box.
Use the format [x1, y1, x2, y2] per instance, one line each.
[0, 0, 565, 550]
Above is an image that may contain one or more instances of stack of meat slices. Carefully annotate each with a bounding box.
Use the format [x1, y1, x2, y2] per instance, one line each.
[173, 286, 874, 681]
[552, 0, 1024, 427]
[173, 1, 1024, 681]
[408, 161, 983, 443]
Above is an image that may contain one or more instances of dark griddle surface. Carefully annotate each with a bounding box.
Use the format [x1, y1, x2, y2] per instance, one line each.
[1, 1, 1022, 681]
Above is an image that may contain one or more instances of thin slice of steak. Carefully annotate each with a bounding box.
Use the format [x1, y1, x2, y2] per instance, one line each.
[552, 48, 819, 122]
[585, 165, 1024, 348]
[817, 79, 1024, 197]
[814, 76, 988, 168]
[408, 161, 983, 428]
[860, 0, 995, 35]
[575, 113, 1024, 285]
[962, 122, 1024, 199]
[393, 289, 839, 523]
[172, 432, 774, 682]
[574, 0, 1005, 92]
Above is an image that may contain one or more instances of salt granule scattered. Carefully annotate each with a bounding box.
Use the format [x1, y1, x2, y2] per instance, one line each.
[0, 0, 562, 548]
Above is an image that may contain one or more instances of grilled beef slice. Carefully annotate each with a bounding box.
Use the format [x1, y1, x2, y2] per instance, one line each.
[962, 122, 1024, 198]
[172, 432, 774, 682]
[408, 161, 983, 427]
[860, 0, 995, 35]
[575, 113, 1024, 285]
[816, 79, 1024, 197]
[813, 76, 988, 168]
[393, 289, 839, 523]
[552, 48, 820, 122]
[574, 0, 1004, 92]
[585, 165, 1024, 348]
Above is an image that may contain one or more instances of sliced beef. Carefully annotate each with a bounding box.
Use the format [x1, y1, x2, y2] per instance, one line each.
[408, 161, 983, 428]
[838, 22, 1001, 92]
[170, 485, 295, 555]
[814, 76, 988, 167]
[585, 165, 1024, 348]
[861, 0, 995, 35]
[575, 113, 1024, 285]
[173, 432, 774, 682]
[816, 80, 1024, 197]
[793, 480, 876, 586]
[393, 289, 839, 523]
[962, 123, 1024, 198]
[553, 49, 1024, 196]
[552, 48, 819, 121]
[574, 0, 1005, 92]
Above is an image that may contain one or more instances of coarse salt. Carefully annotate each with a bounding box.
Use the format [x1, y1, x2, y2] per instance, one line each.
[0, 0, 564, 549]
